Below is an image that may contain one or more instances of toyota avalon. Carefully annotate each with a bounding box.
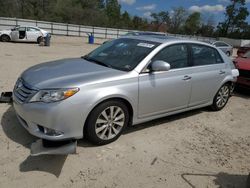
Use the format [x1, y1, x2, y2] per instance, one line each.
[13, 36, 239, 145]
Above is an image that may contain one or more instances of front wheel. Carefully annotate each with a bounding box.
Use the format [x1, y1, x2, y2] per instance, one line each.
[37, 36, 43, 44]
[85, 100, 129, 145]
[211, 84, 230, 111]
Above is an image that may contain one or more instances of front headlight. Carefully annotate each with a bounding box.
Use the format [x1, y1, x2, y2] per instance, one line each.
[29, 88, 79, 103]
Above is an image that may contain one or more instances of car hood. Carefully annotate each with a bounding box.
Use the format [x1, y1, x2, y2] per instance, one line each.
[235, 57, 250, 70]
[21, 58, 127, 89]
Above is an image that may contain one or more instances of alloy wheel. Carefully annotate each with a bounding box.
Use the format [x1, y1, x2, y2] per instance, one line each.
[95, 106, 125, 140]
[216, 85, 230, 108]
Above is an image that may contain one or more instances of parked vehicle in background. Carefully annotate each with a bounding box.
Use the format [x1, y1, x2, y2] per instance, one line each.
[0, 26, 48, 43]
[234, 51, 250, 88]
[237, 46, 250, 57]
[212, 41, 233, 56]
[13, 36, 239, 145]
[124, 31, 166, 37]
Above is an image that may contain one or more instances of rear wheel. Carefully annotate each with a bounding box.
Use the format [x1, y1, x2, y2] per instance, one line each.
[85, 100, 129, 145]
[211, 84, 230, 111]
[1, 35, 10, 42]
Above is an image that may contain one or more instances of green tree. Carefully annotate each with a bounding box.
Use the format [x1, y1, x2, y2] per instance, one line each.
[217, 0, 249, 36]
[105, 0, 121, 27]
[169, 7, 187, 33]
[121, 11, 131, 29]
[151, 11, 171, 31]
[132, 16, 148, 30]
[197, 16, 215, 37]
[184, 12, 201, 35]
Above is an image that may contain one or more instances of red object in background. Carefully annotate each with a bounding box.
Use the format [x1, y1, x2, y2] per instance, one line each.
[237, 47, 250, 57]
[234, 51, 250, 88]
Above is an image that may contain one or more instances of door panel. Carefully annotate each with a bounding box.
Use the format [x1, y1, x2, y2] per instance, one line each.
[138, 43, 192, 118]
[26, 27, 40, 41]
[138, 70, 192, 118]
[188, 64, 226, 106]
[188, 44, 227, 106]
[10, 31, 19, 41]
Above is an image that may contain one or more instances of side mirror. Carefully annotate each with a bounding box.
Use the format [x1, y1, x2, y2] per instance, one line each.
[150, 60, 170, 72]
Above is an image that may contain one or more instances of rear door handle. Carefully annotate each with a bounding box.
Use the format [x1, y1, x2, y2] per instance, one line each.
[219, 70, 226, 75]
[183, 75, 192, 81]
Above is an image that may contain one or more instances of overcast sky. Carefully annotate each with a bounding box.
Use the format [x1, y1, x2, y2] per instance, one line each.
[118, 0, 250, 24]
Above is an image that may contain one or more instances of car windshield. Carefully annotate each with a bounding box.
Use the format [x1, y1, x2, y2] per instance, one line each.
[83, 38, 160, 71]
[243, 51, 250, 59]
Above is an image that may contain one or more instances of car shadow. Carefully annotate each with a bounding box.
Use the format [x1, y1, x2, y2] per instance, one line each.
[1, 105, 67, 177]
[1, 104, 36, 148]
[78, 108, 205, 148]
[19, 155, 67, 178]
[123, 108, 204, 135]
[233, 86, 250, 99]
[181, 172, 250, 188]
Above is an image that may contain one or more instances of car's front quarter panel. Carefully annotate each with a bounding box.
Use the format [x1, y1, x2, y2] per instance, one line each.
[0, 30, 12, 38]
[77, 72, 139, 128]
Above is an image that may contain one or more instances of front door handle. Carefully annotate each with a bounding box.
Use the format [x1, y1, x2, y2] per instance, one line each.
[219, 70, 226, 75]
[183, 75, 192, 81]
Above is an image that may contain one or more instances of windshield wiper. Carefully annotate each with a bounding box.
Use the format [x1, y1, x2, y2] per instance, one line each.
[82, 56, 111, 68]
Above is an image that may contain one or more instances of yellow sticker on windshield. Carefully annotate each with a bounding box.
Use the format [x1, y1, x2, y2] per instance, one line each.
[137, 43, 155, 48]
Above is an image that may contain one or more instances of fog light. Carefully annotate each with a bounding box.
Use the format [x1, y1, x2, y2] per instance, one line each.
[38, 125, 63, 136]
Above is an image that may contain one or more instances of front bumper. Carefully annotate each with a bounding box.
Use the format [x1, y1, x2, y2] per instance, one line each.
[13, 94, 87, 141]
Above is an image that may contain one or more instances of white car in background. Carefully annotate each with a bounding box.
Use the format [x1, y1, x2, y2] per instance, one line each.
[0, 26, 48, 43]
[212, 41, 233, 57]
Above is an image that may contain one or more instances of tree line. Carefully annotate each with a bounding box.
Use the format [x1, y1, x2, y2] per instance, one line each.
[0, 0, 249, 39]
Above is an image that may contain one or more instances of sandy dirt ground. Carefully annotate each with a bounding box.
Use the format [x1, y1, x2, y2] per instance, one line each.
[0, 36, 250, 188]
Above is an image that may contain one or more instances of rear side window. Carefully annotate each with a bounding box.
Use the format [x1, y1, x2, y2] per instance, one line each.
[152, 44, 189, 69]
[27, 27, 40, 32]
[214, 42, 228, 47]
[191, 44, 224, 66]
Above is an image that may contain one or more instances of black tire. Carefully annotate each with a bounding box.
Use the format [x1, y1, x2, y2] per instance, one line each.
[1, 35, 10, 42]
[85, 100, 129, 145]
[211, 84, 230, 111]
[37, 36, 43, 44]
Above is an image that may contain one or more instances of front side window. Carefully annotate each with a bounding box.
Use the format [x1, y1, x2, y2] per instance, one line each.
[151, 44, 189, 69]
[84, 38, 160, 71]
[191, 44, 223, 66]
[12, 27, 25, 31]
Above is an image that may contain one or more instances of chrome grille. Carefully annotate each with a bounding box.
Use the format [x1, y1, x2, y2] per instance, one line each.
[14, 79, 37, 103]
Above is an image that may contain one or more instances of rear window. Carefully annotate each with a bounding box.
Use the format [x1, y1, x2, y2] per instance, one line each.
[191, 44, 224, 66]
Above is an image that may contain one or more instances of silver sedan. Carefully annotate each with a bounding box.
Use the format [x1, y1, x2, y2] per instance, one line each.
[212, 41, 233, 56]
[13, 36, 239, 145]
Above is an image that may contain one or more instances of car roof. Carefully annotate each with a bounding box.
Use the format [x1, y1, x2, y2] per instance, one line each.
[127, 31, 166, 36]
[213, 41, 231, 45]
[121, 35, 215, 47]
[15, 25, 40, 29]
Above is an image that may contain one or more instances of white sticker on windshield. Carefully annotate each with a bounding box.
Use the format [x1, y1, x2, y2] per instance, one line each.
[137, 43, 155, 48]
